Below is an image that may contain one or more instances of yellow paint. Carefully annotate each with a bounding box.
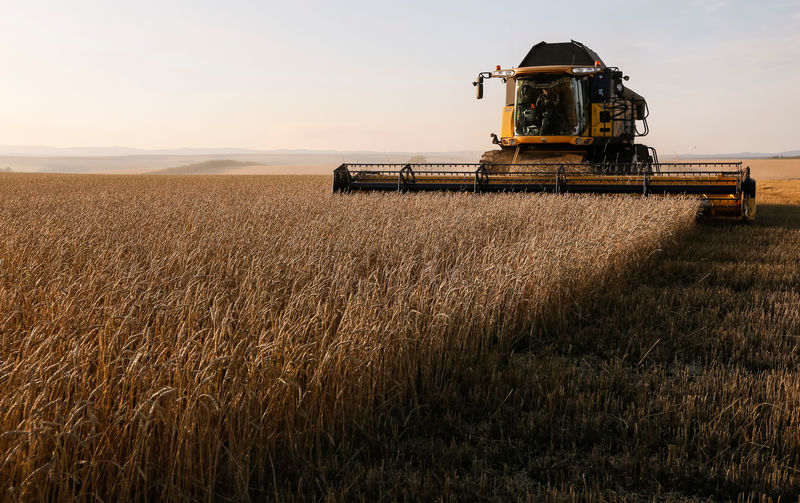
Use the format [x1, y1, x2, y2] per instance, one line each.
[513, 135, 593, 145]
[591, 103, 611, 137]
[500, 106, 514, 139]
[510, 65, 590, 76]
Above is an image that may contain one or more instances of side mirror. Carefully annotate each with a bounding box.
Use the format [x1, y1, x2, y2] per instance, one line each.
[634, 102, 646, 120]
[473, 75, 484, 99]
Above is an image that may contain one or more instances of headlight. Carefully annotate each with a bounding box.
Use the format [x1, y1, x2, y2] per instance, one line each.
[492, 69, 516, 78]
[572, 67, 602, 74]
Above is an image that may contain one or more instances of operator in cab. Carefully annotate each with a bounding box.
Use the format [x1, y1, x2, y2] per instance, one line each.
[516, 83, 565, 136]
[516, 84, 539, 134]
[534, 87, 561, 135]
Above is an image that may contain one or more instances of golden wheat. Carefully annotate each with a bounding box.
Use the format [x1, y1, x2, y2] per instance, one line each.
[0, 174, 698, 501]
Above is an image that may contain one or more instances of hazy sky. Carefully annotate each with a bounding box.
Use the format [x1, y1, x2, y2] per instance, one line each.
[1, 0, 798, 154]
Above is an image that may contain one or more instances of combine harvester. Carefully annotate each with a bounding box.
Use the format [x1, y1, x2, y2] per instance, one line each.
[333, 41, 756, 220]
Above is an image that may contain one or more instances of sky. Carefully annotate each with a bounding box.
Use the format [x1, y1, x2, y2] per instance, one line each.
[0, 0, 798, 155]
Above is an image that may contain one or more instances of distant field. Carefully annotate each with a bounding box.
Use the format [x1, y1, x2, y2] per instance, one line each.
[0, 174, 697, 501]
[153, 163, 335, 175]
[169, 158, 800, 178]
[151, 158, 800, 177]
[149, 159, 263, 175]
[148, 160, 337, 175]
[740, 158, 800, 179]
[1, 154, 797, 178]
[0, 151, 478, 174]
[219, 164, 337, 175]
[158, 158, 800, 178]
[670, 158, 800, 180]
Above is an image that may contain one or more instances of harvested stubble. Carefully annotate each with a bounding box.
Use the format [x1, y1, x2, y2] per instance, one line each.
[0, 174, 698, 501]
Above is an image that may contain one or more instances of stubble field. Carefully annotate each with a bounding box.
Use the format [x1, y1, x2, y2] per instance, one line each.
[0, 174, 699, 501]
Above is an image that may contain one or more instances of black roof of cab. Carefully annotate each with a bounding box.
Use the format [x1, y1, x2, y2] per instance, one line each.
[519, 40, 605, 68]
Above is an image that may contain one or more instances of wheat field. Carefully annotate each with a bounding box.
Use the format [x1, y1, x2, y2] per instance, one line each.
[0, 174, 698, 501]
[308, 180, 800, 502]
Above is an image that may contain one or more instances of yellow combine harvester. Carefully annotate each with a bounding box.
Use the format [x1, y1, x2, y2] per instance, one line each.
[333, 41, 756, 220]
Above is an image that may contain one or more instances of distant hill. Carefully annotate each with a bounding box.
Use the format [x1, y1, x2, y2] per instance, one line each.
[681, 150, 800, 159]
[1, 144, 798, 160]
[0, 144, 481, 159]
[0, 145, 265, 157]
[0, 144, 797, 174]
[150, 159, 262, 175]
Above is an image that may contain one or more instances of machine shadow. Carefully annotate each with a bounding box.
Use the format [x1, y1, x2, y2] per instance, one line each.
[322, 209, 797, 500]
[754, 203, 800, 229]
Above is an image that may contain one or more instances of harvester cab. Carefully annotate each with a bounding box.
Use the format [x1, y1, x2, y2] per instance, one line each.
[333, 40, 757, 221]
[475, 40, 653, 169]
